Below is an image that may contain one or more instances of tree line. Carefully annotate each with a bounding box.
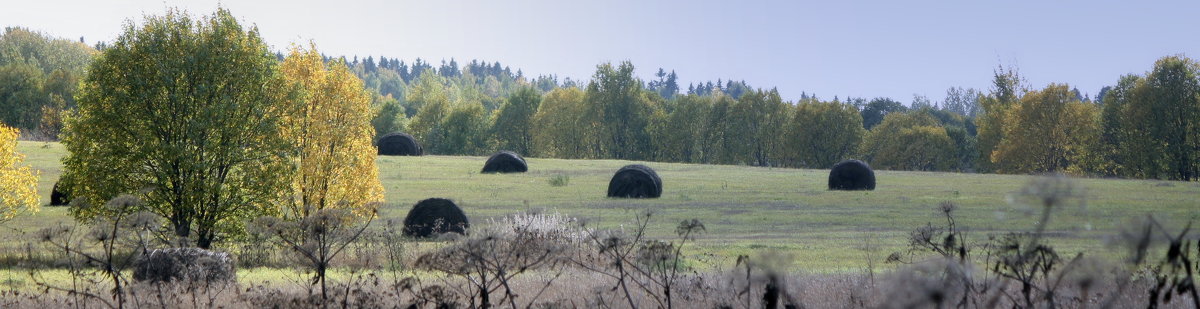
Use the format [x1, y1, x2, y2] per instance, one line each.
[2, 22, 1199, 181]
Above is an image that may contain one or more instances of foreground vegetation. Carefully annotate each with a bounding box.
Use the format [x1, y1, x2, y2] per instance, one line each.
[2, 144, 1198, 307]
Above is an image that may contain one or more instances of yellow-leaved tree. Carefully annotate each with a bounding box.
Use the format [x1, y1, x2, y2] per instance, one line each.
[0, 124, 39, 222]
[991, 84, 1099, 174]
[280, 44, 384, 219]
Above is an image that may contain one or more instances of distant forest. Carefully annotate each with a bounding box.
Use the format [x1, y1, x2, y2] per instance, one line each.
[2, 26, 1198, 180]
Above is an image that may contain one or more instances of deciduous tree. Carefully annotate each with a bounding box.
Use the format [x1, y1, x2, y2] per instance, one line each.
[585, 61, 654, 160]
[491, 86, 541, 155]
[976, 66, 1025, 172]
[650, 94, 711, 163]
[279, 44, 384, 219]
[0, 124, 39, 222]
[781, 98, 865, 168]
[406, 73, 451, 153]
[531, 87, 592, 158]
[61, 8, 293, 248]
[990, 84, 1099, 174]
[860, 97, 907, 130]
[862, 111, 958, 171]
[1119, 56, 1200, 180]
[728, 89, 790, 166]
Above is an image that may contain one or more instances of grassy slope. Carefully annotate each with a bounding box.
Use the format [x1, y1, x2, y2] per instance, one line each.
[8, 141, 1200, 272]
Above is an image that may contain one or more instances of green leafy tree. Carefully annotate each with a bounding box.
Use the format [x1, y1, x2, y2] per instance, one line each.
[860, 97, 907, 130]
[1087, 75, 1141, 176]
[1119, 56, 1200, 180]
[727, 89, 790, 166]
[584, 61, 655, 160]
[650, 94, 712, 163]
[990, 84, 1099, 174]
[0, 27, 95, 74]
[0, 63, 44, 129]
[438, 102, 489, 155]
[532, 87, 592, 158]
[370, 93, 407, 140]
[0, 27, 95, 133]
[862, 111, 958, 171]
[780, 98, 865, 168]
[406, 73, 451, 153]
[491, 86, 541, 155]
[61, 8, 293, 249]
[698, 94, 736, 164]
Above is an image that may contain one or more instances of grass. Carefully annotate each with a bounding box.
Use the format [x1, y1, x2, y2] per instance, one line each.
[6, 141, 1200, 273]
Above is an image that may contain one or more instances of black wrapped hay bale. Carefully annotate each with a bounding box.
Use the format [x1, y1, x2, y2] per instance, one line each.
[50, 180, 71, 206]
[607, 164, 662, 198]
[481, 151, 528, 174]
[133, 248, 236, 284]
[828, 159, 876, 191]
[403, 198, 469, 237]
[376, 132, 423, 156]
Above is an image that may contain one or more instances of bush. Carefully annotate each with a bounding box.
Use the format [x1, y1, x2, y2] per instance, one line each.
[828, 159, 875, 191]
[548, 173, 570, 187]
[607, 164, 662, 198]
[376, 132, 422, 156]
[480, 150, 528, 174]
[403, 198, 469, 237]
[132, 247, 236, 284]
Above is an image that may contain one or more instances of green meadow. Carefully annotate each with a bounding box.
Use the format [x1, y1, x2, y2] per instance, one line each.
[6, 141, 1200, 273]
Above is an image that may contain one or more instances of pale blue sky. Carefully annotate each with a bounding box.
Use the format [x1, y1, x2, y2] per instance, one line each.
[4, 0, 1198, 104]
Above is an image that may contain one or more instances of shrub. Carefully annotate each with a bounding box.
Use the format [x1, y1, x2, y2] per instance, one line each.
[548, 173, 570, 187]
[480, 150, 528, 174]
[828, 159, 875, 191]
[376, 132, 422, 156]
[132, 247, 236, 284]
[403, 198, 469, 237]
[607, 164, 662, 198]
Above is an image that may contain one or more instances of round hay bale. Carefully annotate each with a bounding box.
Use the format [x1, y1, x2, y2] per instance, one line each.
[132, 248, 236, 284]
[607, 164, 662, 198]
[50, 180, 71, 206]
[376, 132, 422, 156]
[403, 198, 469, 237]
[828, 159, 876, 191]
[481, 151, 528, 174]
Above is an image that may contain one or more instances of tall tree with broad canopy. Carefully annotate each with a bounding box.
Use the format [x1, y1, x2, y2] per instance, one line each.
[490, 86, 541, 156]
[1119, 56, 1200, 180]
[585, 61, 654, 160]
[279, 43, 384, 219]
[531, 87, 593, 159]
[861, 111, 958, 171]
[975, 66, 1025, 172]
[990, 84, 1099, 174]
[61, 8, 294, 248]
[780, 98, 865, 168]
[728, 89, 790, 166]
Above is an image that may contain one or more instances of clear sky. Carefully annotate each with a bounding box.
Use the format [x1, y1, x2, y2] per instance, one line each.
[4, 0, 1198, 104]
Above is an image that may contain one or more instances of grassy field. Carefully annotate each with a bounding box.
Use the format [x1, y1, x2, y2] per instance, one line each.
[5, 140, 1200, 273]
